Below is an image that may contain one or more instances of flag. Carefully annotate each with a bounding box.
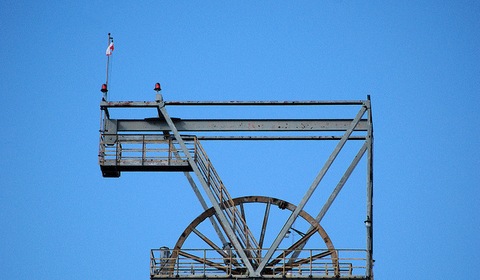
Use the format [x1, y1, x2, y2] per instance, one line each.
[106, 42, 114, 56]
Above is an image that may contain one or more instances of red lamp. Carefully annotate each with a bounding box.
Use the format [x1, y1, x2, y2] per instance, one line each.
[154, 82, 161, 92]
[100, 83, 108, 93]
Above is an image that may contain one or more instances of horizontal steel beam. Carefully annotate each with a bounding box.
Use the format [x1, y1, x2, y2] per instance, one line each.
[150, 276, 367, 280]
[101, 100, 366, 108]
[99, 134, 365, 141]
[165, 100, 366, 106]
[197, 136, 366, 140]
[101, 101, 159, 108]
[107, 119, 369, 132]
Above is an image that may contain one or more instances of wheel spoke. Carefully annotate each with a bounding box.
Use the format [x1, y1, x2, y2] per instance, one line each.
[267, 228, 318, 267]
[192, 228, 242, 267]
[291, 250, 333, 266]
[178, 250, 231, 273]
[258, 200, 271, 255]
[239, 203, 249, 249]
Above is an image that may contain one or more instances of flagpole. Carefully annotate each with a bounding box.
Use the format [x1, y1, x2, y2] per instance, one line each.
[104, 33, 113, 100]
[105, 33, 113, 85]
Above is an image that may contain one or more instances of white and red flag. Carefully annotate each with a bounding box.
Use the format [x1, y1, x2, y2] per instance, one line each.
[106, 42, 114, 56]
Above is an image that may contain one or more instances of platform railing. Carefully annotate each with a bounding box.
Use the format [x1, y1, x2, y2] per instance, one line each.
[98, 134, 195, 169]
[150, 248, 367, 279]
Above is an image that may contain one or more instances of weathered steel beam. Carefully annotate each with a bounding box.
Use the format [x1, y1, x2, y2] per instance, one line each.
[101, 100, 366, 108]
[101, 101, 159, 108]
[196, 136, 366, 140]
[165, 100, 366, 106]
[365, 98, 374, 279]
[107, 119, 369, 132]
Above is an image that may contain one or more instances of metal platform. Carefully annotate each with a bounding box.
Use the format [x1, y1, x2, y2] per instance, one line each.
[99, 134, 194, 177]
[150, 248, 367, 279]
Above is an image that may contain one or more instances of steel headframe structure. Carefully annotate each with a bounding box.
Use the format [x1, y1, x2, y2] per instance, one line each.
[98, 91, 374, 280]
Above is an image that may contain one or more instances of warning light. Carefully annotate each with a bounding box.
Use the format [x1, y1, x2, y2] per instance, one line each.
[100, 84, 108, 93]
[154, 82, 161, 92]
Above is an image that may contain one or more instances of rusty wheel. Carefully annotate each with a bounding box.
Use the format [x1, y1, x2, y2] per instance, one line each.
[164, 196, 338, 276]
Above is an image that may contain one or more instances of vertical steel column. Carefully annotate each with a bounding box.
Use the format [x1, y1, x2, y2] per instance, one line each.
[365, 97, 374, 279]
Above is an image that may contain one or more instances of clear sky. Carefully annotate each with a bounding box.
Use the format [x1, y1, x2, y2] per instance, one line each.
[1, 1, 479, 279]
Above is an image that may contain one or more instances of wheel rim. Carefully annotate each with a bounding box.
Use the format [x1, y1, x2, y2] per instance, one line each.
[166, 196, 338, 276]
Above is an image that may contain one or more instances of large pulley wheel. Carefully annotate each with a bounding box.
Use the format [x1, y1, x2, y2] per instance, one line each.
[167, 196, 338, 276]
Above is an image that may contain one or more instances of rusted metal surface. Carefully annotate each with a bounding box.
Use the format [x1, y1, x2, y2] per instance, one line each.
[101, 100, 366, 107]
[100, 100, 160, 108]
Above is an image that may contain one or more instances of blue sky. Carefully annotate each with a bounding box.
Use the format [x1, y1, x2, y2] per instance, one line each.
[1, 1, 479, 279]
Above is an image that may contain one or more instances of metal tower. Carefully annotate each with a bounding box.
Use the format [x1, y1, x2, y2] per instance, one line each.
[98, 86, 374, 279]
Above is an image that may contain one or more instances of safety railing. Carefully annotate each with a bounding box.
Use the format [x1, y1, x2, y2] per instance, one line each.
[98, 134, 195, 170]
[150, 248, 367, 278]
[194, 141, 260, 260]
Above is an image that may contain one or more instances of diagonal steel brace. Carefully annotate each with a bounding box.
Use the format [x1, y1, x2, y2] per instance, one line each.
[155, 97, 258, 276]
[255, 104, 368, 274]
